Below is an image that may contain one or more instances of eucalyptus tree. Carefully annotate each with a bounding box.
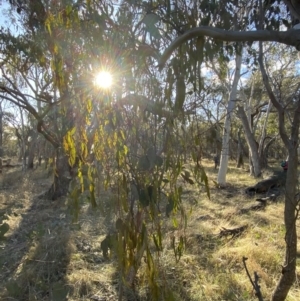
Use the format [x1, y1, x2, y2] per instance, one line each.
[2, 115, 19, 157]
[159, 0, 300, 300]
[217, 49, 244, 183]
[0, 0, 117, 198]
[237, 72, 267, 175]
[0, 0, 206, 197]
[239, 44, 299, 170]
[0, 100, 19, 157]
[154, 0, 258, 184]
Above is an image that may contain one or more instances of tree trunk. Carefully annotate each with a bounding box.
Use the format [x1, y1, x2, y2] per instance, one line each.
[237, 105, 261, 177]
[46, 147, 71, 200]
[261, 136, 276, 168]
[27, 130, 38, 169]
[217, 47, 243, 186]
[271, 144, 298, 301]
[19, 108, 27, 170]
[258, 99, 272, 167]
[0, 103, 4, 157]
[258, 40, 300, 301]
[270, 99, 300, 301]
[236, 128, 244, 168]
[245, 81, 255, 175]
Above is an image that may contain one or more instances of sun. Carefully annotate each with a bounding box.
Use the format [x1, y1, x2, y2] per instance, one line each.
[94, 71, 112, 89]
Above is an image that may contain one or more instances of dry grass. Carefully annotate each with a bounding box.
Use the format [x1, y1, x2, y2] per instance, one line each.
[0, 159, 299, 301]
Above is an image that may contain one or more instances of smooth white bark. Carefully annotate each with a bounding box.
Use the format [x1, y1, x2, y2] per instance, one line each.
[217, 48, 243, 186]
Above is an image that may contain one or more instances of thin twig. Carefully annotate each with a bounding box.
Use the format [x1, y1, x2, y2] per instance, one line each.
[28, 259, 55, 263]
[242, 257, 264, 301]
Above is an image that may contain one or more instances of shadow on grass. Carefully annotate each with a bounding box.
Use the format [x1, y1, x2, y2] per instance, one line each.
[0, 168, 72, 301]
[178, 234, 257, 300]
[0, 161, 289, 301]
[109, 259, 199, 301]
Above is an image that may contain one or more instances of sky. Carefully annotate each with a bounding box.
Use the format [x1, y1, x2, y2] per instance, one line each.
[0, 1, 22, 34]
[0, 2, 9, 27]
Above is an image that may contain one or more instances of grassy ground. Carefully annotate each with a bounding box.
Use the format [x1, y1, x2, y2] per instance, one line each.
[0, 159, 299, 301]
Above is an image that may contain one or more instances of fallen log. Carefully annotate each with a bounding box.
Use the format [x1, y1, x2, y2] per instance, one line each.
[219, 225, 248, 238]
[245, 172, 286, 196]
[2, 164, 17, 168]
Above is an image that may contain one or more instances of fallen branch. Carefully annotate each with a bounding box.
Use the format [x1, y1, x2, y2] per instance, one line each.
[242, 257, 264, 301]
[239, 199, 267, 214]
[219, 225, 248, 238]
[1, 164, 19, 168]
[245, 172, 287, 196]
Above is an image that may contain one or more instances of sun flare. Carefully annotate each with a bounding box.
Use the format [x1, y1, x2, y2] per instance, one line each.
[94, 71, 112, 89]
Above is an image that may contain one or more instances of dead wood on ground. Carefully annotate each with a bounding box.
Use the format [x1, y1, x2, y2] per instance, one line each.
[219, 225, 248, 238]
[245, 172, 286, 196]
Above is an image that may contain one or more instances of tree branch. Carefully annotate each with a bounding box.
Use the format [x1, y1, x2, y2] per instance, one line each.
[257, 41, 290, 147]
[283, 0, 300, 21]
[0, 87, 59, 148]
[290, 97, 300, 150]
[158, 27, 300, 69]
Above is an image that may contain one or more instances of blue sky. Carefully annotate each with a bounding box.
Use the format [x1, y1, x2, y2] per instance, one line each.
[0, 2, 22, 33]
[0, 2, 9, 27]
